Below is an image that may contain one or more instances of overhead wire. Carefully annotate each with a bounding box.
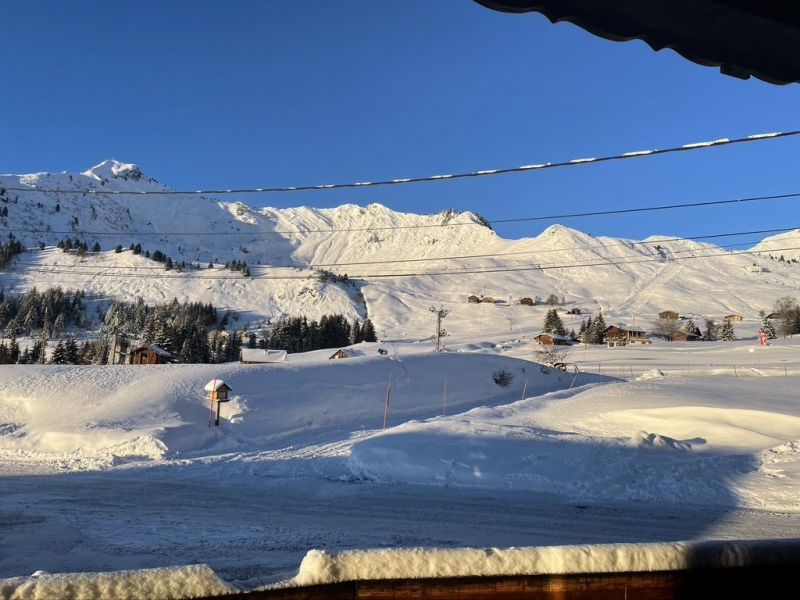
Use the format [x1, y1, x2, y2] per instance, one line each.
[9, 242, 800, 281]
[1, 191, 799, 237]
[10, 225, 798, 271]
[2, 130, 798, 196]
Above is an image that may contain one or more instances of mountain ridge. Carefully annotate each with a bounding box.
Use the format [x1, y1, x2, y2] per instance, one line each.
[2, 160, 799, 338]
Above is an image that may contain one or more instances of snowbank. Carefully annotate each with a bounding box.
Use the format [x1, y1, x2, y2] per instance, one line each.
[0, 564, 234, 600]
[293, 539, 800, 585]
[349, 377, 800, 510]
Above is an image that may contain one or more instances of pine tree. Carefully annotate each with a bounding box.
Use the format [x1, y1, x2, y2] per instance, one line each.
[92, 242, 101, 252]
[115, 244, 123, 253]
[762, 317, 777, 339]
[350, 320, 362, 344]
[19, 346, 31, 364]
[8, 338, 19, 363]
[591, 312, 606, 344]
[53, 313, 66, 338]
[362, 319, 377, 342]
[720, 320, 736, 341]
[64, 336, 79, 364]
[50, 341, 67, 364]
[224, 329, 242, 362]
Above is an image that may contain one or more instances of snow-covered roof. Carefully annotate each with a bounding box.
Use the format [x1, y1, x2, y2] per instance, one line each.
[204, 379, 230, 392]
[240, 348, 287, 363]
[133, 344, 171, 357]
[535, 333, 571, 341]
[607, 324, 646, 334]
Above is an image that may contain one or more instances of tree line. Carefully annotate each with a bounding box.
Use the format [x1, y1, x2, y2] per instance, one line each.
[0, 287, 88, 337]
[265, 314, 377, 353]
[0, 237, 23, 268]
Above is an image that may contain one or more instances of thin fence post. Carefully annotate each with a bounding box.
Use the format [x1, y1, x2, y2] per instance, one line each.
[442, 376, 447, 416]
[383, 374, 392, 429]
[733, 364, 738, 378]
[521, 377, 528, 401]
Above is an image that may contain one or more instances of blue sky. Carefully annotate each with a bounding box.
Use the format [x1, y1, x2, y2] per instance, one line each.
[2, 0, 799, 242]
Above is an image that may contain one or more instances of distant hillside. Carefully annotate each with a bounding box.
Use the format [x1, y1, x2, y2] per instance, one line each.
[2, 160, 800, 338]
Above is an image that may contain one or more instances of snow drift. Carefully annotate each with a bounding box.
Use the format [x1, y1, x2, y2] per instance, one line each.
[0, 564, 234, 600]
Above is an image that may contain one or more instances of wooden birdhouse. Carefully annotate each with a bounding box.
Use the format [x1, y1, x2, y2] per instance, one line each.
[204, 379, 232, 426]
[204, 379, 231, 401]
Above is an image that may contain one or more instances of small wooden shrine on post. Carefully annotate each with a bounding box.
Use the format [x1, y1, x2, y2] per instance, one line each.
[204, 379, 232, 427]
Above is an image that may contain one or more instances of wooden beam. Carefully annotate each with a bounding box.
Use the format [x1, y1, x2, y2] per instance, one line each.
[196, 565, 800, 600]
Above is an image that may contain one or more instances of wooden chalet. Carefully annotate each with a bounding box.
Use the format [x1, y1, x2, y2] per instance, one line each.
[766, 312, 781, 320]
[481, 296, 496, 304]
[534, 333, 571, 346]
[130, 344, 172, 365]
[467, 295, 481, 304]
[519, 297, 534, 306]
[329, 348, 351, 360]
[567, 307, 582, 315]
[604, 325, 650, 347]
[668, 331, 701, 342]
[240, 348, 287, 364]
[724, 314, 744, 323]
[659, 310, 679, 320]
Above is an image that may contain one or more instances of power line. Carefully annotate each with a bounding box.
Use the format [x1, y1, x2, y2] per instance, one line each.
[13, 225, 798, 270]
[3, 130, 798, 196]
[9, 242, 800, 281]
[2, 191, 799, 238]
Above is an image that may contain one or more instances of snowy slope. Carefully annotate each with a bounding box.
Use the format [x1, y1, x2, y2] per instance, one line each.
[751, 229, 800, 261]
[3, 160, 800, 337]
[349, 374, 800, 511]
[0, 349, 604, 474]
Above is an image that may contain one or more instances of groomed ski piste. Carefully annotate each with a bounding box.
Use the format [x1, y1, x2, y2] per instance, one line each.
[2, 337, 800, 598]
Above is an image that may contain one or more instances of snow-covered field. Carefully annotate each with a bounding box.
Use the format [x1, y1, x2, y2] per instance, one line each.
[2, 339, 800, 593]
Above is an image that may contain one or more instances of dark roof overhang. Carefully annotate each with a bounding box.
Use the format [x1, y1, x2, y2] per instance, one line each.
[474, 1, 800, 85]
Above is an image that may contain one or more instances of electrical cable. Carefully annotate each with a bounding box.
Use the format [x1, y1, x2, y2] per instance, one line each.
[2, 130, 797, 196]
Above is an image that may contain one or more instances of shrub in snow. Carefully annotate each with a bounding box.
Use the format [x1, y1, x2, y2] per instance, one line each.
[536, 344, 569, 368]
[492, 369, 513, 387]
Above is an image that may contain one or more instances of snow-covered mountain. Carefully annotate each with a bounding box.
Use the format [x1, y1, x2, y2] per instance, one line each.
[751, 229, 800, 261]
[2, 160, 799, 337]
